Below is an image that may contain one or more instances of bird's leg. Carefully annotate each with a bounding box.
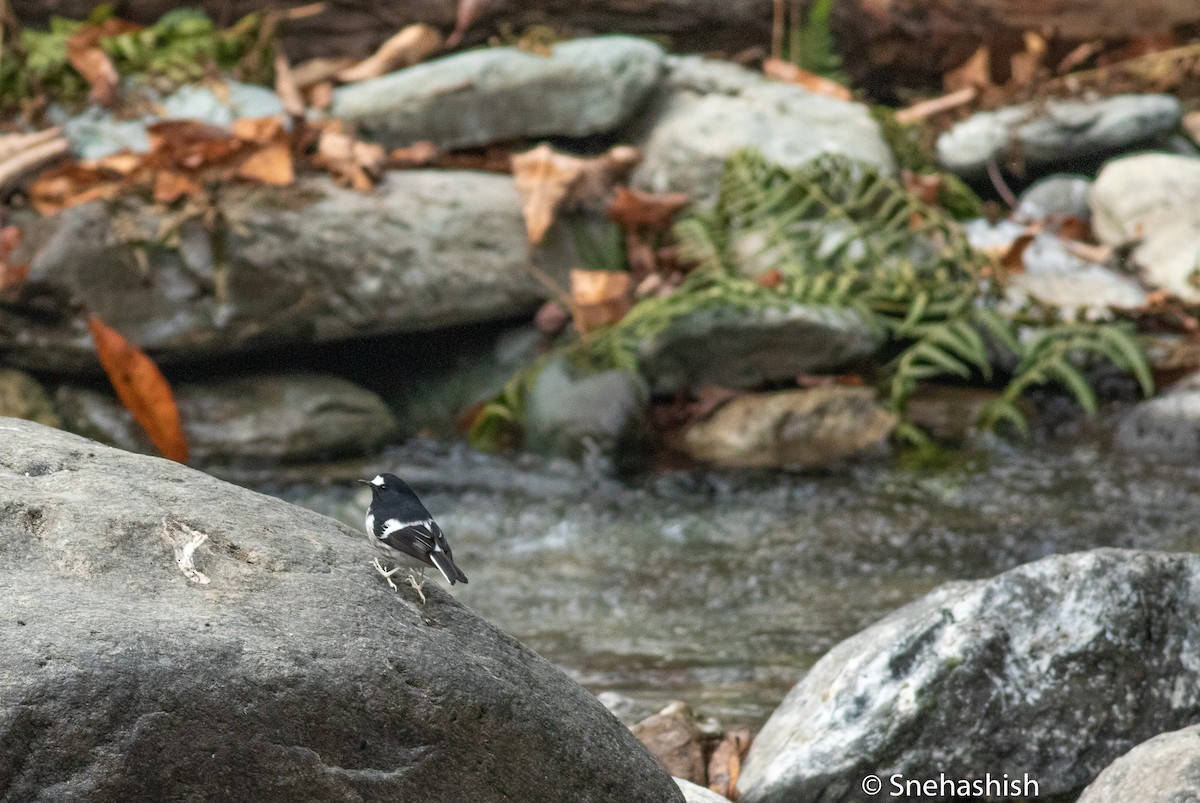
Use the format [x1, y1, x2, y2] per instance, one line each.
[372, 557, 400, 591]
[406, 566, 427, 604]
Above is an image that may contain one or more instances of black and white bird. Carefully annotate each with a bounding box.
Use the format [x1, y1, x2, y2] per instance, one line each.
[360, 473, 467, 603]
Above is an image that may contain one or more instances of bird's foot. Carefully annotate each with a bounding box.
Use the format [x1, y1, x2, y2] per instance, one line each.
[372, 558, 399, 591]
[406, 571, 427, 604]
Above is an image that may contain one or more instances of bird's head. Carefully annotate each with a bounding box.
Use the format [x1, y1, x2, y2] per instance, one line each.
[360, 473, 416, 503]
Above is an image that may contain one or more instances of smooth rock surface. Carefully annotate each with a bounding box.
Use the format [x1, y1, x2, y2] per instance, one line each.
[0, 368, 59, 428]
[1006, 232, 1146, 319]
[332, 36, 664, 149]
[739, 549, 1200, 803]
[631, 702, 707, 786]
[5, 172, 569, 374]
[1114, 371, 1200, 458]
[675, 778, 732, 803]
[1076, 724, 1200, 803]
[1091, 153, 1200, 302]
[630, 56, 894, 204]
[1015, 175, 1093, 221]
[0, 418, 683, 803]
[937, 94, 1181, 177]
[524, 356, 650, 472]
[638, 304, 881, 394]
[55, 373, 398, 464]
[683, 386, 895, 470]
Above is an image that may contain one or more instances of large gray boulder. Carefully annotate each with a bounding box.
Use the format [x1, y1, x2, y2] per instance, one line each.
[937, 94, 1181, 178]
[1091, 153, 1200, 303]
[739, 549, 1200, 802]
[630, 56, 895, 204]
[55, 373, 398, 464]
[1114, 371, 1200, 459]
[1076, 724, 1200, 803]
[638, 304, 882, 394]
[0, 418, 683, 803]
[332, 36, 665, 149]
[5, 171, 569, 374]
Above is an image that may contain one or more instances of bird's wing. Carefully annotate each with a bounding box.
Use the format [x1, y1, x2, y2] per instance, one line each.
[377, 518, 438, 562]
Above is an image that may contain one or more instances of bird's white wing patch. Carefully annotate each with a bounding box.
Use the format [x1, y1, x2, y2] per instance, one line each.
[381, 519, 428, 536]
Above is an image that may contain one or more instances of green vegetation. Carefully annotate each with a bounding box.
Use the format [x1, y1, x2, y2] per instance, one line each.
[0, 7, 266, 110]
[470, 150, 1152, 451]
[785, 0, 844, 80]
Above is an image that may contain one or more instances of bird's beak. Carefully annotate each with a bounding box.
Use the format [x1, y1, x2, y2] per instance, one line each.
[357, 479, 372, 485]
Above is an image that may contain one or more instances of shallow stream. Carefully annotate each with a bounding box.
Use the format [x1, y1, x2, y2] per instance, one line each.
[268, 438, 1200, 728]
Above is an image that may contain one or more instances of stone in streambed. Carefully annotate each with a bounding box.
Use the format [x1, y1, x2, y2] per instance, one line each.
[5, 171, 571, 374]
[682, 386, 895, 470]
[331, 36, 665, 149]
[55, 373, 397, 464]
[1076, 724, 1200, 803]
[0, 418, 683, 803]
[738, 549, 1200, 802]
[0, 367, 60, 428]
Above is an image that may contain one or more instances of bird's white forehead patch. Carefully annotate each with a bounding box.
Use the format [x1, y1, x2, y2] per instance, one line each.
[370, 475, 385, 486]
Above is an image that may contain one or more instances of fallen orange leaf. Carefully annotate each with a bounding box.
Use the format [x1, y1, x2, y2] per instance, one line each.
[570, 268, 632, 334]
[762, 57, 853, 100]
[945, 45, 992, 92]
[153, 170, 203, 204]
[0, 226, 27, 292]
[66, 27, 121, 106]
[512, 144, 641, 244]
[236, 141, 294, 186]
[607, 186, 691, 231]
[336, 24, 443, 83]
[88, 315, 189, 464]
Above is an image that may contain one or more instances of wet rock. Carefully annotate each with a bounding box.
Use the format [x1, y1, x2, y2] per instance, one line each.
[682, 386, 895, 470]
[1015, 175, 1093, 221]
[630, 56, 894, 204]
[5, 171, 570, 374]
[739, 549, 1200, 803]
[0, 418, 682, 803]
[631, 701, 707, 785]
[937, 94, 1181, 178]
[55, 373, 398, 464]
[1113, 371, 1200, 458]
[904, 385, 1004, 442]
[1091, 153, 1200, 302]
[332, 36, 664, 149]
[523, 357, 650, 472]
[963, 219, 1145, 318]
[1076, 724, 1200, 803]
[597, 691, 659, 727]
[675, 778, 732, 803]
[639, 305, 881, 394]
[55, 79, 285, 160]
[0, 368, 60, 428]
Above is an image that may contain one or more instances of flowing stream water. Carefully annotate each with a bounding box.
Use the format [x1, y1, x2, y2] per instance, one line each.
[267, 437, 1200, 728]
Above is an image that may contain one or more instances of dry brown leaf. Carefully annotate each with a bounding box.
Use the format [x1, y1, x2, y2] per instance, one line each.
[306, 80, 334, 110]
[707, 728, 752, 800]
[448, 0, 490, 48]
[313, 124, 385, 191]
[88, 314, 189, 464]
[1056, 40, 1104, 74]
[27, 162, 122, 214]
[512, 144, 641, 244]
[1008, 32, 1047, 89]
[66, 26, 122, 106]
[894, 87, 978, 125]
[1000, 232, 1034, 274]
[944, 45, 992, 92]
[88, 151, 142, 176]
[570, 268, 631, 334]
[755, 268, 783, 288]
[230, 116, 284, 144]
[153, 170, 203, 204]
[607, 186, 690, 231]
[291, 57, 357, 89]
[512, 144, 584, 244]
[336, 24, 443, 83]
[762, 57, 852, 100]
[0, 226, 28, 292]
[388, 141, 440, 168]
[0, 128, 70, 196]
[236, 141, 294, 186]
[273, 52, 307, 117]
[1063, 240, 1114, 264]
[901, 170, 943, 207]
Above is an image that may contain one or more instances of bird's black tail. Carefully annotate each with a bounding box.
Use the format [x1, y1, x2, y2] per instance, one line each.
[430, 551, 469, 585]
